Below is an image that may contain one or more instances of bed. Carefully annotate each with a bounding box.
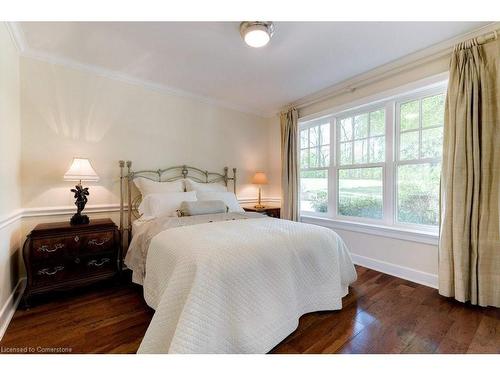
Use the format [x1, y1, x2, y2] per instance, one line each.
[118, 161, 357, 354]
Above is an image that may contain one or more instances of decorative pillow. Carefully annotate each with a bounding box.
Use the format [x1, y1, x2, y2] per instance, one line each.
[133, 177, 184, 197]
[139, 191, 197, 217]
[196, 192, 244, 213]
[178, 200, 227, 216]
[184, 179, 228, 193]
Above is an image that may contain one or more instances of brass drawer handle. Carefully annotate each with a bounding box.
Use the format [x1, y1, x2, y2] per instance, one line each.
[38, 243, 64, 253]
[88, 238, 110, 246]
[87, 258, 110, 267]
[74, 235, 79, 242]
[37, 266, 64, 276]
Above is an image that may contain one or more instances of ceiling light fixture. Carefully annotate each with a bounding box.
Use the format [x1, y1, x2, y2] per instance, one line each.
[240, 22, 274, 48]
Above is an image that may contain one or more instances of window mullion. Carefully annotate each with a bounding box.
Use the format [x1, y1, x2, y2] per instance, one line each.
[385, 101, 395, 226]
[329, 117, 337, 217]
[418, 99, 423, 159]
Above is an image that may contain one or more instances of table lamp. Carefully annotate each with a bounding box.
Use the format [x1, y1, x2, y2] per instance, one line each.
[64, 158, 99, 225]
[251, 172, 268, 210]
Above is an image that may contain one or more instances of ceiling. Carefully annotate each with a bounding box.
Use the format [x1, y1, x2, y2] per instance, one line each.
[18, 22, 489, 116]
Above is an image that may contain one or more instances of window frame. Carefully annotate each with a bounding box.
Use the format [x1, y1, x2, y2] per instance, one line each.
[299, 80, 447, 233]
[393, 86, 446, 231]
[298, 117, 332, 217]
[334, 103, 390, 225]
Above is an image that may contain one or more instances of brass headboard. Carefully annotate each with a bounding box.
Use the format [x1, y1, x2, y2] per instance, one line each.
[118, 160, 237, 251]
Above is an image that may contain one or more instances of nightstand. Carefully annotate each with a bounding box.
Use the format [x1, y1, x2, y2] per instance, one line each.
[243, 205, 281, 218]
[22, 218, 120, 307]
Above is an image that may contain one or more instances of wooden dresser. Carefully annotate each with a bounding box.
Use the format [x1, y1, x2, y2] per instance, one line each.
[22, 218, 120, 307]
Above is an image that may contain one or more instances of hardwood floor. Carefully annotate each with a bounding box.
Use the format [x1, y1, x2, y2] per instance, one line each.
[1, 266, 498, 354]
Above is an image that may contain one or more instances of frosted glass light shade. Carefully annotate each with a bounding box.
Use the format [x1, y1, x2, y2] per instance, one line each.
[244, 28, 270, 47]
[64, 158, 99, 182]
[240, 22, 274, 48]
[251, 172, 268, 185]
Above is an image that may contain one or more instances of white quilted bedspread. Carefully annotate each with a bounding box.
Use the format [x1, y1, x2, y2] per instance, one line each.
[138, 217, 357, 354]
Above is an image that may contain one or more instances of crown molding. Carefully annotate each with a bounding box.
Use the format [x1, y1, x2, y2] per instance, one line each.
[4, 21, 27, 53]
[6, 22, 274, 119]
[288, 22, 500, 113]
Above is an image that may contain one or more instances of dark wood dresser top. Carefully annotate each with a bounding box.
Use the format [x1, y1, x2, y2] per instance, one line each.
[31, 218, 116, 235]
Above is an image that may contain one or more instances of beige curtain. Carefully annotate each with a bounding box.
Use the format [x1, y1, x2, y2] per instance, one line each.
[280, 108, 299, 221]
[439, 38, 500, 307]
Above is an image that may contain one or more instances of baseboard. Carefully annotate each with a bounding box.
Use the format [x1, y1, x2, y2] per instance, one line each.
[351, 253, 438, 289]
[0, 278, 26, 341]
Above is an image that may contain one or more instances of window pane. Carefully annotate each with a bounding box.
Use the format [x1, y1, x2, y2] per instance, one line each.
[309, 147, 318, 168]
[422, 94, 445, 128]
[319, 145, 330, 167]
[320, 123, 330, 145]
[300, 129, 308, 149]
[300, 149, 309, 169]
[421, 127, 443, 158]
[338, 167, 383, 219]
[400, 100, 419, 131]
[340, 118, 353, 141]
[354, 114, 369, 139]
[400, 130, 419, 160]
[300, 170, 328, 213]
[309, 126, 319, 147]
[370, 109, 385, 136]
[369, 136, 385, 162]
[397, 163, 441, 225]
[354, 139, 368, 164]
[340, 142, 352, 165]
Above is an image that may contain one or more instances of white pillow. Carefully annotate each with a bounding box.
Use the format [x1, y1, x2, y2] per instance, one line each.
[196, 192, 244, 213]
[139, 191, 197, 217]
[133, 177, 184, 196]
[179, 200, 227, 216]
[185, 179, 228, 193]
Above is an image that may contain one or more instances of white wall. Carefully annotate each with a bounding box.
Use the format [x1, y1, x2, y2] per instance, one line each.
[0, 23, 23, 338]
[20, 57, 279, 214]
[295, 56, 450, 287]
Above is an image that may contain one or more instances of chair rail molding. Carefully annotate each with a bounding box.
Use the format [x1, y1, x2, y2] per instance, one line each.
[0, 197, 281, 229]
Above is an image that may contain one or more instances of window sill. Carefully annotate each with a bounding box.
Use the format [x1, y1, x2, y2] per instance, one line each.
[300, 215, 439, 245]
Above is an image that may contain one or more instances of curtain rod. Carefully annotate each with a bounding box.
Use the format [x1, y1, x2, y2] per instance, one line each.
[476, 30, 498, 45]
[292, 27, 499, 113]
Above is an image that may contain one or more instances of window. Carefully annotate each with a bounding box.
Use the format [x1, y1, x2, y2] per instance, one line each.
[396, 94, 445, 226]
[337, 108, 385, 220]
[299, 82, 446, 230]
[299, 121, 330, 213]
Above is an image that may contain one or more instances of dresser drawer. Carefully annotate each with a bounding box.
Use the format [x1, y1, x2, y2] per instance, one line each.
[79, 231, 115, 254]
[32, 262, 76, 287]
[31, 235, 80, 261]
[79, 254, 117, 275]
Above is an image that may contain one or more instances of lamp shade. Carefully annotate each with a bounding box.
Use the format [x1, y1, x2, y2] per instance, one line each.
[64, 158, 99, 182]
[251, 172, 268, 185]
